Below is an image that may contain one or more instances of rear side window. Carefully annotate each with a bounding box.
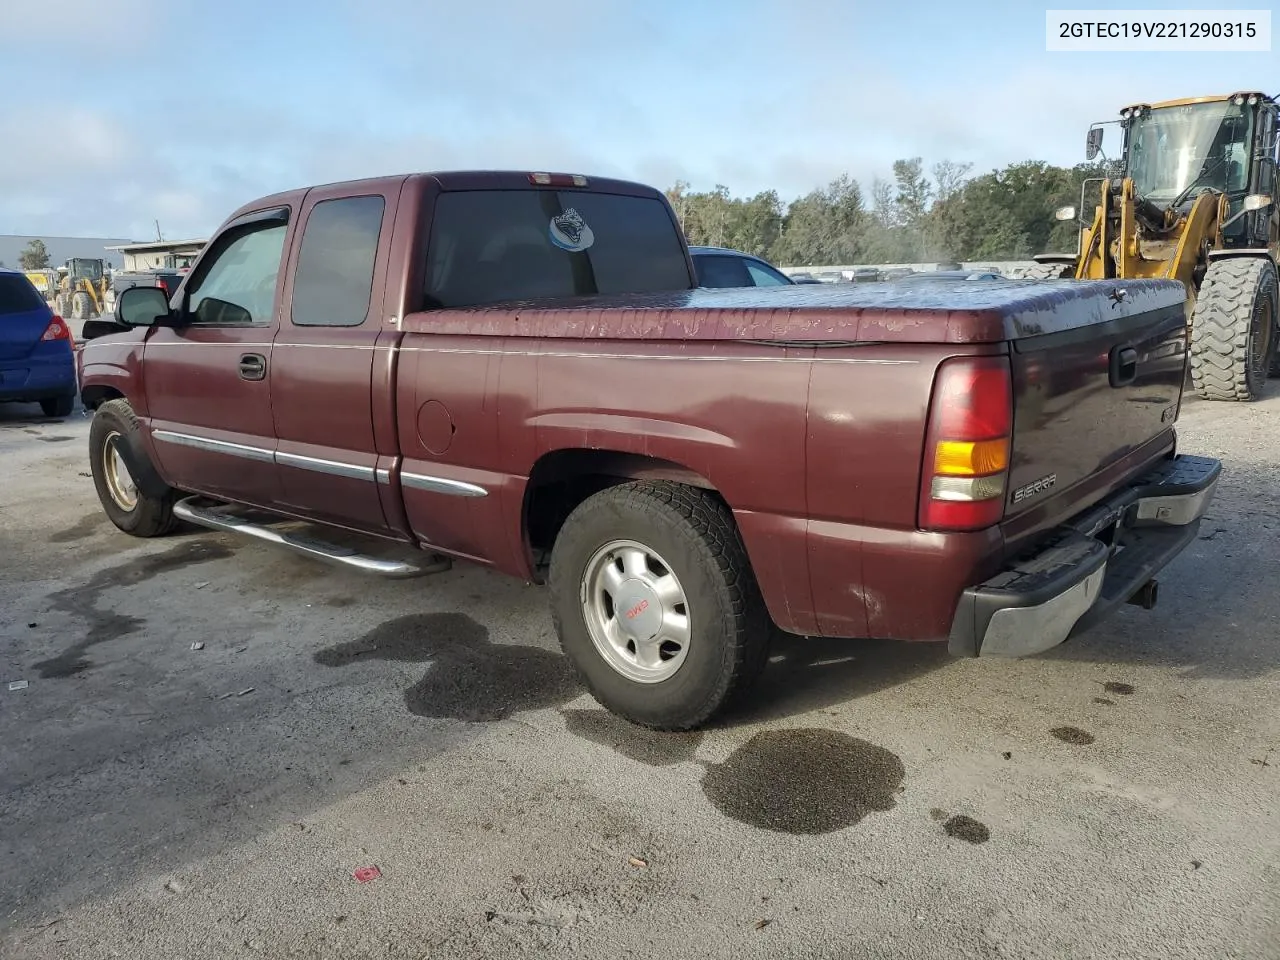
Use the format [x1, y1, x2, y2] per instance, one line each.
[291, 195, 385, 327]
[0, 274, 46, 315]
[423, 189, 691, 308]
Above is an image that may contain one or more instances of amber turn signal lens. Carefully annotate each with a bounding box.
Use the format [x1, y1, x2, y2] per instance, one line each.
[933, 438, 1009, 477]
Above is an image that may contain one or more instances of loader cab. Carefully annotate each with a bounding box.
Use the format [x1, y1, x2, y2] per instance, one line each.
[65, 258, 104, 282]
[1115, 93, 1278, 248]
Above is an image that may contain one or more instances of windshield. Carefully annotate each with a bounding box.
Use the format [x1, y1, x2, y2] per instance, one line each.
[70, 258, 103, 280]
[1126, 101, 1254, 204]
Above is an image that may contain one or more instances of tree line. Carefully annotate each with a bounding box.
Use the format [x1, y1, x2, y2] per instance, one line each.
[665, 157, 1122, 267]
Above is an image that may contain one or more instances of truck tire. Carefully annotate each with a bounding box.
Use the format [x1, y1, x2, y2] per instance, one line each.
[548, 480, 771, 731]
[1189, 257, 1278, 402]
[72, 291, 91, 321]
[1016, 262, 1075, 280]
[88, 399, 179, 537]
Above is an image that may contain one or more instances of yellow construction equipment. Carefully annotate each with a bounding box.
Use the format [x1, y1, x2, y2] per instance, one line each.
[53, 258, 110, 321]
[23, 269, 59, 300]
[1025, 91, 1279, 402]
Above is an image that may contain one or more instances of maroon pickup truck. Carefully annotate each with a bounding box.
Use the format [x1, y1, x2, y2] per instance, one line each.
[78, 169, 1222, 731]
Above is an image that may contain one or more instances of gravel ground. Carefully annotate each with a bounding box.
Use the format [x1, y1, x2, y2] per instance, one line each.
[1, 391, 1277, 960]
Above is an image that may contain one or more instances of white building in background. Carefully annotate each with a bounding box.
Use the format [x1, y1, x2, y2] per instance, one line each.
[105, 238, 208, 272]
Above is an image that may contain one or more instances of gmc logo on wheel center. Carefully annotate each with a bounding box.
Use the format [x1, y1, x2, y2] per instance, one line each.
[1012, 474, 1057, 504]
[625, 600, 649, 619]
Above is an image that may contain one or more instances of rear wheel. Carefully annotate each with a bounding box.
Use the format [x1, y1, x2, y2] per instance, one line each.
[39, 395, 73, 418]
[71, 291, 91, 321]
[547, 480, 771, 731]
[1189, 257, 1278, 401]
[89, 399, 179, 537]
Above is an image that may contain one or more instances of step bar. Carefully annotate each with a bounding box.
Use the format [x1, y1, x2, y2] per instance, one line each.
[173, 497, 452, 579]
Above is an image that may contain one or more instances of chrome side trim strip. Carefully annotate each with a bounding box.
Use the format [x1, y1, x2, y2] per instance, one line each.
[401, 472, 488, 498]
[152, 429, 275, 464]
[276, 449, 375, 482]
[153, 430, 487, 497]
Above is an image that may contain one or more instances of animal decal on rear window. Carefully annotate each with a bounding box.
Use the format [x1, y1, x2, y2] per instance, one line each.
[548, 208, 594, 253]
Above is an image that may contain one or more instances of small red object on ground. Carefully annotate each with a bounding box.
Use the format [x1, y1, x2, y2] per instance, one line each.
[353, 866, 381, 883]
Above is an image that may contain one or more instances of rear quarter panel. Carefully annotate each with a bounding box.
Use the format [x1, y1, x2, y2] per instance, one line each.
[394, 331, 821, 632]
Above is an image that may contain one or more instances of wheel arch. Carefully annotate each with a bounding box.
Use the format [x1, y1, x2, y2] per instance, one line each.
[80, 384, 125, 410]
[521, 448, 722, 582]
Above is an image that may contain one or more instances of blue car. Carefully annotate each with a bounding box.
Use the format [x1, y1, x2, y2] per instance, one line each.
[0, 269, 77, 417]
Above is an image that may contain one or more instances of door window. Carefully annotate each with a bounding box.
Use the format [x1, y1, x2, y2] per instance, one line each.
[291, 196, 385, 327]
[185, 222, 288, 327]
[695, 254, 753, 287]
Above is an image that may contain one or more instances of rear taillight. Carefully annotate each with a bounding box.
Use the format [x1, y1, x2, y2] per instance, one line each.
[42, 315, 71, 343]
[156, 279, 169, 296]
[918, 356, 1013, 532]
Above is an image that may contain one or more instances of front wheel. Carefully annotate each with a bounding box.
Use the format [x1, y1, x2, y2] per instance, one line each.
[88, 399, 179, 537]
[547, 480, 771, 731]
[1189, 256, 1278, 401]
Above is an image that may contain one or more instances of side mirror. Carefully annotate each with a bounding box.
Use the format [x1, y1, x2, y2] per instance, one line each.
[1086, 126, 1104, 160]
[1054, 205, 1078, 221]
[115, 285, 171, 328]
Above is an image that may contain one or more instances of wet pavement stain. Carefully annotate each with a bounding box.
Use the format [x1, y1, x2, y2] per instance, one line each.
[929, 807, 948, 821]
[700, 729, 905, 835]
[38, 435, 75, 443]
[1051, 726, 1096, 745]
[314, 613, 581, 722]
[49, 512, 105, 543]
[35, 539, 234, 679]
[942, 815, 990, 844]
[561, 709, 703, 766]
[1093, 697, 1116, 706]
[1104, 681, 1135, 696]
[323, 595, 357, 608]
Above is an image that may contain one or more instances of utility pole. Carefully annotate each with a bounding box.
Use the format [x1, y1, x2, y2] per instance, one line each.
[155, 220, 163, 242]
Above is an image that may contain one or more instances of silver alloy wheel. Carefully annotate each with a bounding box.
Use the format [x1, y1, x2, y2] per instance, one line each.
[101, 430, 139, 511]
[580, 539, 691, 683]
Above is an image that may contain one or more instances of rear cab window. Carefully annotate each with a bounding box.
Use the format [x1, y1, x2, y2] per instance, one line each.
[0, 274, 47, 315]
[423, 189, 692, 308]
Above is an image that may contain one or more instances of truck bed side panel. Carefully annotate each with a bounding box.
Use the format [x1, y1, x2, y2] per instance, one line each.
[395, 331, 818, 634]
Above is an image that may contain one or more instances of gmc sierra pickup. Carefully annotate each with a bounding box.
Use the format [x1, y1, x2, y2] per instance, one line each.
[78, 169, 1222, 731]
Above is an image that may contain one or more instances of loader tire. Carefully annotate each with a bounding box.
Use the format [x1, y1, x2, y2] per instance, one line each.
[72, 291, 91, 321]
[54, 293, 69, 317]
[1189, 257, 1278, 402]
[1016, 262, 1075, 280]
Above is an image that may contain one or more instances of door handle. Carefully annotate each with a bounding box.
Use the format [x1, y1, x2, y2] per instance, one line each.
[239, 353, 266, 381]
[1109, 345, 1138, 387]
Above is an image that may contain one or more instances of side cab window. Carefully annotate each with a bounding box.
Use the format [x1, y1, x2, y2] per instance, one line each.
[182, 210, 290, 327]
[290, 195, 385, 327]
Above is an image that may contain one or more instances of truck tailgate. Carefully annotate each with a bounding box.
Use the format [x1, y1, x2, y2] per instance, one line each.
[1004, 283, 1187, 529]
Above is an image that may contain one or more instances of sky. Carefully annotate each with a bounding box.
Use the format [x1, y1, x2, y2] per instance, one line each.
[0, 0, 1274, 241]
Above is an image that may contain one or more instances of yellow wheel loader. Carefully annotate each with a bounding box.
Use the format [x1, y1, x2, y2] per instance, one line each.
[53, 258, 110, 322]
[1027, 91, 1279, 402]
